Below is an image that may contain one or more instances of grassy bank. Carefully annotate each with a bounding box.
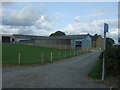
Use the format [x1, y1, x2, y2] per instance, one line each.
[88, 59, 102, 79]
[88, 47, 120, 81]
[2, 43, 85, 65]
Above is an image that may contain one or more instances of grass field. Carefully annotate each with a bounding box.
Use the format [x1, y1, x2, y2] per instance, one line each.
[2, 43, 85, 65]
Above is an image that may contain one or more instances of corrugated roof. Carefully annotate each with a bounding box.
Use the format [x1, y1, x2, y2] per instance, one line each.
[12, 34, 90, 40]
[13, 34, 47, 39]
[48, 35, 88, 39]
[11, 34, 104, 41]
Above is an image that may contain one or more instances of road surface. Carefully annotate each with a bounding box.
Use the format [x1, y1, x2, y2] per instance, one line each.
[2, 50, 106, 88]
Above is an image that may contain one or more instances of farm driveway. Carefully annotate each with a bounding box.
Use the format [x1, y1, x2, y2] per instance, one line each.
[2, 50, 106, 88]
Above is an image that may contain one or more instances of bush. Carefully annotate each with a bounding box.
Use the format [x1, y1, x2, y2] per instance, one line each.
[102, 47, 120, 76]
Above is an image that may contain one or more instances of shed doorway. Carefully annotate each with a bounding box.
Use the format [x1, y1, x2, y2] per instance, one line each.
[76, 41, 82, 49]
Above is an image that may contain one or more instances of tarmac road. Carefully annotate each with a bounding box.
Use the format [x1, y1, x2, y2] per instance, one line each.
[2, 50, 106, 88]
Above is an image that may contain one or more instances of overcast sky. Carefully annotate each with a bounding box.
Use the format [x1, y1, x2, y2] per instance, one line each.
[0, 2, 118, 43]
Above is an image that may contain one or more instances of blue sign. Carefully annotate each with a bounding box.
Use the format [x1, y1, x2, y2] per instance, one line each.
[104, 23, 108, 32]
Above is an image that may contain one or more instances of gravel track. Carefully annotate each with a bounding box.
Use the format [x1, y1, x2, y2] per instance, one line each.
[2, 50, 106, 88]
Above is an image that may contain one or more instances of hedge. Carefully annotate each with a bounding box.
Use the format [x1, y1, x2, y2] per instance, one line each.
[100, 47, 120, 76]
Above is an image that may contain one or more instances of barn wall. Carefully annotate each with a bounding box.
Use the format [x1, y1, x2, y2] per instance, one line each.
[92, 36, 104, 50]
[12, 35, 92, 50]
[91, 36, 104, 50]
[34, 39, 74, 49]
[71, 37, 91, 49]
[82, 36, 91, 47]
[71, 39, 75, 46]
[14, 36, 31, 42]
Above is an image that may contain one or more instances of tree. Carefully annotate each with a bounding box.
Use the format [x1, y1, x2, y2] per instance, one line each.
[94, 33, 98, 36]
[49, 31, 66, 36]
[106, 37, 115, 48]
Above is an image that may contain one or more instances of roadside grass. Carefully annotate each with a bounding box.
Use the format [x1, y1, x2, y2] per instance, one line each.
[88, 59, 102, 79]
[2, 43, 85, 65]
[88, 48, 119, 88]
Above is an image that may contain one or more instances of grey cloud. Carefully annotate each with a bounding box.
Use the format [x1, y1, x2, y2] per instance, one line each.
[17, 26, 34, 35]
[1, 25, 52, 36]
[2, 4, 41, 26]
[1, 26, 34, 35]
[2, 3, 53, 31]
[1, 25, 19, 34]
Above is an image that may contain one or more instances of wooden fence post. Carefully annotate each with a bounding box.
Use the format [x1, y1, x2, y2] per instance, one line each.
[51, 52, 52, 62]
[74, 50, 75, 56]
[59, 51, 60, 59]
[41, 54, 43, 63]
[70, 51, 71, 57]
[18, 52, 21, 65]
[65, 52, 66, 59]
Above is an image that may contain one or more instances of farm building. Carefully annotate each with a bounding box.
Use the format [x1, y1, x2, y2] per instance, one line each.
[89, 34, 104, 50]
[2, 34, 105, 50]
[32, 35, 92, 50]
[6, 34, 92, 50]
[12, 34, 47, 45]
[2, 34, 13, 43]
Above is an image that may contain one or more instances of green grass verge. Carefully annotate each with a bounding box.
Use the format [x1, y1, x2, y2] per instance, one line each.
[2, 43, 85, 65]
[88, 59, 102, 79]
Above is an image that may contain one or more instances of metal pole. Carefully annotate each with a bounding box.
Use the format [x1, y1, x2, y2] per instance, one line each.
[102, 30, 106, 80]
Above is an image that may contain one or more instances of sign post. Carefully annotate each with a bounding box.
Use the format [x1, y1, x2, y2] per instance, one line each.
[102, 23, 108, 80]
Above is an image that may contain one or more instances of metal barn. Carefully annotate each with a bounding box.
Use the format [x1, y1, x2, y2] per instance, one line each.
[10, 34, 92, 50]
[34, 35, 92, 49]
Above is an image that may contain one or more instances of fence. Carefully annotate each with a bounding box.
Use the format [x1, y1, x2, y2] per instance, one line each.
[3, 49, 86, 65]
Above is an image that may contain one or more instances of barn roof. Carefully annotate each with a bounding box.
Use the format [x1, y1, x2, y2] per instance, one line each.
[48, 35, 89, 40]
[2, 34, 13, 37]
[89, 35, 101, 41]
[13, 34, 90, 40]
[13, 34, 47, 39]
[12, 34, 98, 40]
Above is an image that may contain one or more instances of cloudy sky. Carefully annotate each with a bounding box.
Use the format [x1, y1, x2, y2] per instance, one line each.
[0, 2, 118, 43]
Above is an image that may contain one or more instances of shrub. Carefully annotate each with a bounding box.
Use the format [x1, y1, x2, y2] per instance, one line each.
[102, 47, 120, 76]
